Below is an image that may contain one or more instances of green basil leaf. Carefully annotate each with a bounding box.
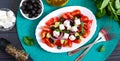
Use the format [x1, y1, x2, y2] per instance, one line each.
[96, 9, 106, 18]
[114, 14, 119, 21]
[115, 0, 120, 9]
[99, 0, 110, 10]
[117, 9, 120, 15]
[98, 45, 105, 52]
[96, 0, 103, 8]
[23, 36, 34, 46]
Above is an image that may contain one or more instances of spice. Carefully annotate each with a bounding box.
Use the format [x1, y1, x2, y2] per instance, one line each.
[5, 45, 28, 61]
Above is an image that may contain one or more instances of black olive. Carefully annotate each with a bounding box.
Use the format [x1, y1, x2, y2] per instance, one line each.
[22, 1, 27, 6]
[49, 38, 54, 43]
[50, 27, 56, 30]
[76, 15, 81, 18]
[70, 22, 74, 26]
[76, 36, 80, 39]
[21, 6, 25, 11]
[31, 10, 36, 14]
[28, 14, 33, 18]
[57, 46, 62, 49]
[37, 10, 41, 14]
[23, 10, 27, 14]
[31, 0, 36, 3]
[60, 18, 65, 22]
[28, 5, 33, 10]
[34, 14, 38, 17]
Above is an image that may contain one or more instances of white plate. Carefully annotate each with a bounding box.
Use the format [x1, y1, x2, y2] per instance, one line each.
[35, 6, 97, 53]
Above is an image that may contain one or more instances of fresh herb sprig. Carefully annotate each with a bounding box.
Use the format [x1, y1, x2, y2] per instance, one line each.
[23, 36, 34, 46]
[93, 0, 120, 26]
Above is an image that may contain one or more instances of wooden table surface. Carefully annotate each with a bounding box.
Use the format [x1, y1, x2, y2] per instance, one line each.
[0, 0, 120, 61]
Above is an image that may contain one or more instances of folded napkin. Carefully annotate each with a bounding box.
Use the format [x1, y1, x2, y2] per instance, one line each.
[17, 0, 120, 61]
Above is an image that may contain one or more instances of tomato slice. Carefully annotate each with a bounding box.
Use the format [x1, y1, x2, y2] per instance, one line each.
[53, 17, 59, 22]
[68, 40, 72, 47]
[44, 38, 54, 48]
[83, 29, 90, 38]
[65, 12, 74, 19]
[46, 18, 54, 26]
[41, 26, 51, 32]
[84, 20, 93, 30]
[80, 16, 89, 22]
[71, 10, 81, 16]
[61, 13, 69, 19]
[40, 30, 47, 38]
[55, 40, 62, 46]
[73, 39, 81, 44]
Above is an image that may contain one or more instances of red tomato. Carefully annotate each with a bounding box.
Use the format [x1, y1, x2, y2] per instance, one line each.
[73, 39, 81, 44]
[45, 18, 54, 26]
[40, 30, 47, 38]
[61, 14, 69, 19]
[65, 12, 74, 19]
[83, 29, 90, 38]
[84, 20, 93, 30]
[53, 17, 59, 22]
[71, 10, 81, 16]
[55, 40, 62, 46]
[68, 40, 72, 47]
[80, 16, 89, 22]
[44, 38, 54, 48]
[41, 26, 51, 32]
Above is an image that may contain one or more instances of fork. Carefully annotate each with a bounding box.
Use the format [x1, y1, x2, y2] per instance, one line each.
[74, 29, 112, 61]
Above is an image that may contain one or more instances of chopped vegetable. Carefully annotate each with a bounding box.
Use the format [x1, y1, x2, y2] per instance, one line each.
[98, 45, 105, 52]
[23, 36, 34, 46]
[93, 0, 120, 26]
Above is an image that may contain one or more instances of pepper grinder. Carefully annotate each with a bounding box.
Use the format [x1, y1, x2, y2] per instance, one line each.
[0, 38, 29, 61]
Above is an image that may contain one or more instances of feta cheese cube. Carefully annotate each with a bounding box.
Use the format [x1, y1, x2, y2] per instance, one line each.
[59, 24, 65, 30]
[64, 20, 70, 27]
[71, 26, 78, 32]
[75, 19, 81, 26]
[53, 30, 60, 37]
[69, 35, 76, 41]
[62, 33, 69, 39]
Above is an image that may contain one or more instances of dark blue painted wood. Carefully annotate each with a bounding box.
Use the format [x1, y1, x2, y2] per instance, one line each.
[0, 0, 120, 61]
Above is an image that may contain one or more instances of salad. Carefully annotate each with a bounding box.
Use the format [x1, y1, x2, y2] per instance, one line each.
[40, 9, 92, 49]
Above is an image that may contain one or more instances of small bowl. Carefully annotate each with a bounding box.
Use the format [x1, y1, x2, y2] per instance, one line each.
[0, 8, 16, 31]
[19, 0, 44, 20]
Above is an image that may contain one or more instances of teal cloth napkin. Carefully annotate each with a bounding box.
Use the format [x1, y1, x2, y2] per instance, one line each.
[16, 0, 120, 61]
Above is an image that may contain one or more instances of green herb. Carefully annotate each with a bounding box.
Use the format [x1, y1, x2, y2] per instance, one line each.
[23, 36, 34, 46]
[115, 0, 120, 9]
[93, 0, 120, 26]
[81, 22, 85, 34]
[56, 29, 61, 32]
[98, 45, 105, 52]
[63, 30, 70, 33]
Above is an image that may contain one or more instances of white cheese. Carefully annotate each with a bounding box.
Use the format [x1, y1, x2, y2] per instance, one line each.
[0, 10, 16, 29]
[71, 26, 78, 32]
[69, 35, 76, 41]
[67, 26, 71, 30]
[7, 11, 14, 18]
[62, 33, 69, 39]
[64, 20, 70, 27]
[59, 24, 65, 30]
[53, 30, 60, 37]
[75, 19, 81, 26]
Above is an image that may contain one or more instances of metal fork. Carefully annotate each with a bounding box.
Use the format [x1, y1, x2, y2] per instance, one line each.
[75, 29, 110, 61]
